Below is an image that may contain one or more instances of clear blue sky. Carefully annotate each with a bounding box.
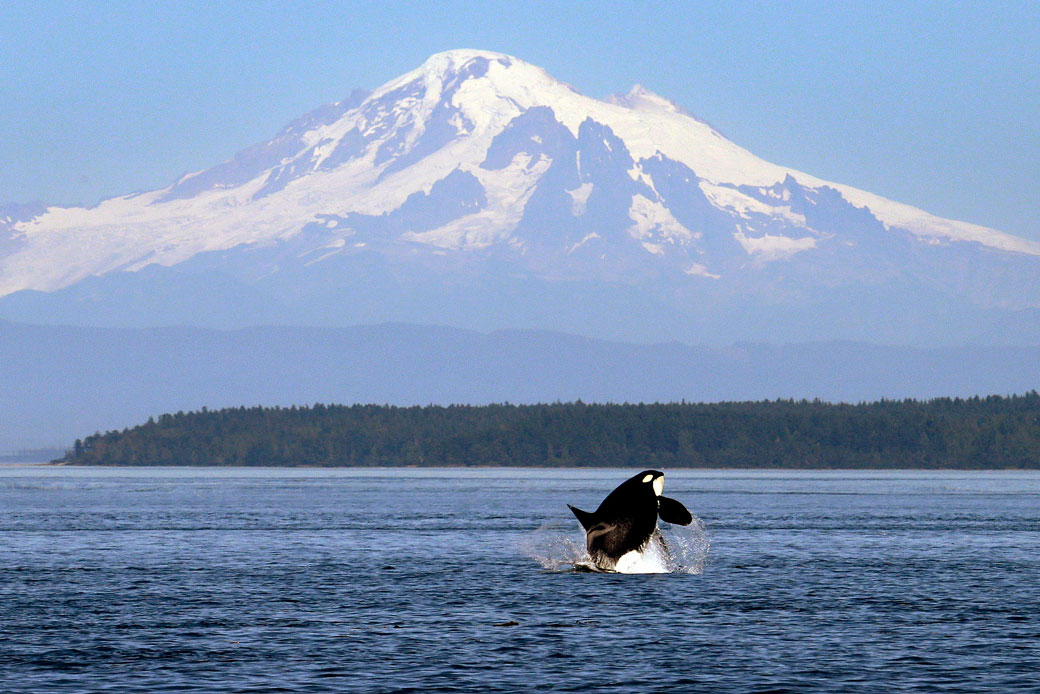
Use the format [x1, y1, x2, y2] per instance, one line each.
[2, 1, 1038, 240]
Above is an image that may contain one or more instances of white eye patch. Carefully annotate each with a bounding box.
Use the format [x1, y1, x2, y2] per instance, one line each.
[642, 474, 654, 483]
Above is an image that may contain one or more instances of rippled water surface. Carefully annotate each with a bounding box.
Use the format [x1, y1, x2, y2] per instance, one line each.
[2, 467, 1039, 693]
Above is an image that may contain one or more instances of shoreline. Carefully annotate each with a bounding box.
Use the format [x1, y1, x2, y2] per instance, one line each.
[19, 463, 1040, 473]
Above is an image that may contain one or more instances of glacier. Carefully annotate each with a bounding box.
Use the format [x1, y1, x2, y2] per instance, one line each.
[1, 48, 1038, 345]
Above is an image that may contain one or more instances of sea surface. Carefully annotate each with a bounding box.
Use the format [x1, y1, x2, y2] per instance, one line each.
[2, 467, 1039, 693]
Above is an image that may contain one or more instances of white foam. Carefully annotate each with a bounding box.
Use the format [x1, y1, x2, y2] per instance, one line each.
[614, 544, 669, 574]
[522, 517, 711, 575]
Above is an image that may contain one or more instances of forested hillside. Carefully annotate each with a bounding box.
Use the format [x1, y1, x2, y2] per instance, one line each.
[57, 394, 1040, 468]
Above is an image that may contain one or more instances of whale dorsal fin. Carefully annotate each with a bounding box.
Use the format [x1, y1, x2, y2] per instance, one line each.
[568, 504, 598, 530]
[658, 496, 693, 526]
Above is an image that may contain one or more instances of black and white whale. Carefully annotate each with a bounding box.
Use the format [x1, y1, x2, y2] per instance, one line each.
[568, 470, 693, 572]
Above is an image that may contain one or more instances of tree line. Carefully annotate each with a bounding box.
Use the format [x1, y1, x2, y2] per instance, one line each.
[56, 393, 1040, 468]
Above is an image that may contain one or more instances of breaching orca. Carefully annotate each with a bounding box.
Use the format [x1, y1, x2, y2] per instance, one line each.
[568, 470, 693, 572]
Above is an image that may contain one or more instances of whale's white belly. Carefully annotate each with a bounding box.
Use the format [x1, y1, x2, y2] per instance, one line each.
[613, 545, 669, 574]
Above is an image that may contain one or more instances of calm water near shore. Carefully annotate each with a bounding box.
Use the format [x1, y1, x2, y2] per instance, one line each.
[2, 467, 1039, 692]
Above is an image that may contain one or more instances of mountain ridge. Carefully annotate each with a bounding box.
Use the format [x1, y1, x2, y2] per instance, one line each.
[4, 318, 1040, 453]
[2, 49, 1037, 344]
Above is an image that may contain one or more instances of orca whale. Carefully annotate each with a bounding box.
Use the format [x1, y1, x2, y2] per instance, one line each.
[568, 470, 693, 572]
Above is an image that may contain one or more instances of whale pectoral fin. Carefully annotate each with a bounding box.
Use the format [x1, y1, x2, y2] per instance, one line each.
[658, 496, 693, 526]
[568, 504, 598, 531]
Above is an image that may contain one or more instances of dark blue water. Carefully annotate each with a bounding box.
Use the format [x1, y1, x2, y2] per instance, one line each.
[2, 467, 1039, 693]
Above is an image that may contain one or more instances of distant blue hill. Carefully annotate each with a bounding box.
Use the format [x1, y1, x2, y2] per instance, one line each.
[2, 320, 1039, 453]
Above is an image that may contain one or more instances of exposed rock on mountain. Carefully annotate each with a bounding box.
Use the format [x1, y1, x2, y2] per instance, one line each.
[2, 50, 1037, 344]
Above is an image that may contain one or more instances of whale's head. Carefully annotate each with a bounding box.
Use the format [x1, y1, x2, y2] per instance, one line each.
[638, 469, 665, 497]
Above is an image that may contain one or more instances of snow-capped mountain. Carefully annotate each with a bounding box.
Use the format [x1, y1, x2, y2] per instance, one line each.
[2, 49, 1038, 344]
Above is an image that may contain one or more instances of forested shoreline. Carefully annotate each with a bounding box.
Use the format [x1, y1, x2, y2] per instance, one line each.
[55, 393, 1040, 468]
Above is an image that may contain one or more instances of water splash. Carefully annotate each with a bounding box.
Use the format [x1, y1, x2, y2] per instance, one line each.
[520, 519, 589, 571]
[521, 516, 710, 574]
[614, 536, 670, 573]
[661, 515, 711, 574]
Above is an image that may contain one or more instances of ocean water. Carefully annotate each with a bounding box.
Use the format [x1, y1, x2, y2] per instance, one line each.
[2, 467, 1039, 693]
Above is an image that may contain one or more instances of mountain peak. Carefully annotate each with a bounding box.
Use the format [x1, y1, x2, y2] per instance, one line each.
[2, 50, 1039, 345]
[367, 48, 552, 117]
[381, 48, 526, 94]
[420, 48, 517, 69]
